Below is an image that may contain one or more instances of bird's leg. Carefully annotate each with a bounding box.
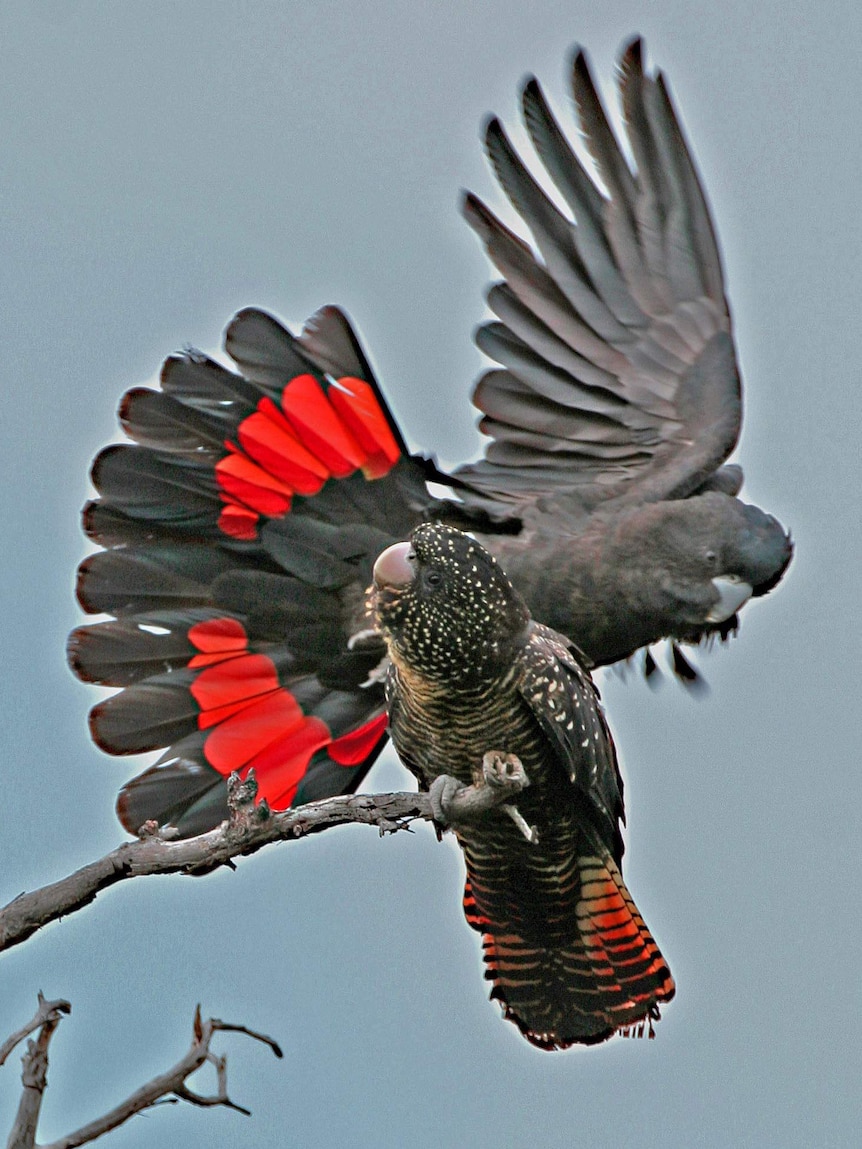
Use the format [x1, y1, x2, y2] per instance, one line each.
[428, 774, 468, 824]
[428, 751, 536, 842]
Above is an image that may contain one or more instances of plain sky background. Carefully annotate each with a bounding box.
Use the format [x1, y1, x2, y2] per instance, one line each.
[1, 2, 859, 1146]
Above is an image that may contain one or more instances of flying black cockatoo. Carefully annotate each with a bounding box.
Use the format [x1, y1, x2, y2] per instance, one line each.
[372, 522, 675, 1047]
[69, 39, 792, 836]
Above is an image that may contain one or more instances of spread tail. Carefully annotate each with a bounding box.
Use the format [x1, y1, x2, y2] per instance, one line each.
[464, 848, 675, 1048]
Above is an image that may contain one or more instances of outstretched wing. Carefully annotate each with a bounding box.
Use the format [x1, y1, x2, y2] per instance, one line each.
[456, 38, 741, 513]
[71, 307, 438, 836]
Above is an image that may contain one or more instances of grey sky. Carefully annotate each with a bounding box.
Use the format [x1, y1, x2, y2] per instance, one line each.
[1, 2, 858, 1146]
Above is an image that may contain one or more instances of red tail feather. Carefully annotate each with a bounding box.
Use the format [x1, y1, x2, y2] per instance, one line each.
[182, 617, 378, 808]
[464, 849, 674, 1049]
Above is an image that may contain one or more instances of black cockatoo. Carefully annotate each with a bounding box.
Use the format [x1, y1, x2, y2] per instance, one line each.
[372, 522, 675, 1047]
[69, 39, 792, 836]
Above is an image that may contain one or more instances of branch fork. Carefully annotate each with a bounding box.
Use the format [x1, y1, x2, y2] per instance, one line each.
[2, 998, 282, 1148]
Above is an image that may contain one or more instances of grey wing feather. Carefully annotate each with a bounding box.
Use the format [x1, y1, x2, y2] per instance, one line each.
[224, 307, 315, 387]
[457, 37, 741, 513]
[521, 76, 647, 327]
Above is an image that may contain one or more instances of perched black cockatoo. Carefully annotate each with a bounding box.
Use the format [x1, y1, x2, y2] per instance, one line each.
[69, 39, 792, 836]
[372, 522, 675, 1047]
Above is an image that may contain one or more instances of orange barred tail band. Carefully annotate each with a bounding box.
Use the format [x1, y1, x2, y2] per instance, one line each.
[465, 849, 675, 1049]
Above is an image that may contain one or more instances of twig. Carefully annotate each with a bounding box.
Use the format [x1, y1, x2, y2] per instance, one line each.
[0, 993, 71, 1068]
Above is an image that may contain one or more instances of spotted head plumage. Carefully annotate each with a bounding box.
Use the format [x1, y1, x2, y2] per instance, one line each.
[372, 523, 530, 684]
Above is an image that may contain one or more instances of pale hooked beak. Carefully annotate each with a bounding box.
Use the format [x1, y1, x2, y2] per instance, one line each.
[706, 576, 753, 623]
[373, 541, 415, 589]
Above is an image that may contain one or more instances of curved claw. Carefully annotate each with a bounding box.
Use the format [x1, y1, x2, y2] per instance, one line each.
[502, 802, 539, 844]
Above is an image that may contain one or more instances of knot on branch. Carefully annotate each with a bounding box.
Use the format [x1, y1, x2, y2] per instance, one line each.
[21, 1038, 50, 1090]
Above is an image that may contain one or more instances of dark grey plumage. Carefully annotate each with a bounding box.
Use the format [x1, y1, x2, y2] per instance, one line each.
[452, 39, 791, 668]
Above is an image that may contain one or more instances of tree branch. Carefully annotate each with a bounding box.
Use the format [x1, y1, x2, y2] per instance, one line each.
[3, 999, 282, 1149]
[0, 777, 433, 956]
[1, 763, 528, 958]
[0, 993, 71, 1068]
[4, 996, 68, 1149]
[1, 769, 522, 1141]
[40, 1006, 282, 1148]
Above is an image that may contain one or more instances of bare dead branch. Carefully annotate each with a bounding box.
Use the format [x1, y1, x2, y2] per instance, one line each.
[5, 999, 66, 1149]
[1, 765, 523, 958]
[0, 780, 426, 957]
[2, 999, 282, 1149]
[40, 1008, 282, 1148]
[1, 770, 515, 1142]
